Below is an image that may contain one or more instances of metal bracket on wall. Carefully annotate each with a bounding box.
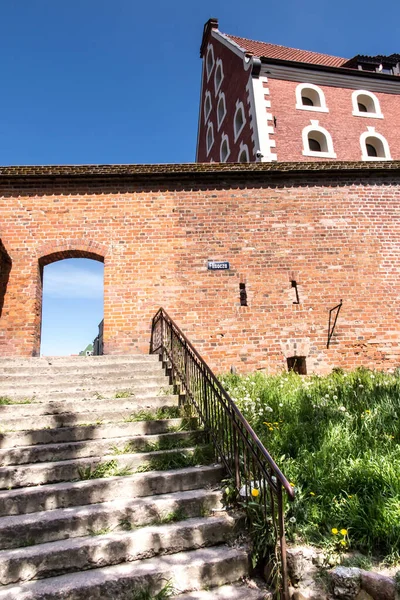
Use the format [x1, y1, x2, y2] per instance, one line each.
[327, 300, 343, 348]
[291, 280, 300, 304]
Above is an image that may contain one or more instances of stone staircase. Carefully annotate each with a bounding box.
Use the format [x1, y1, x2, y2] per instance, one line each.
[0, 355, 269, 599]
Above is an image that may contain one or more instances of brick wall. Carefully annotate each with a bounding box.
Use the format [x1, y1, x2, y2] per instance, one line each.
[1, 169, 399, 374]
[268, 78, 400, 161]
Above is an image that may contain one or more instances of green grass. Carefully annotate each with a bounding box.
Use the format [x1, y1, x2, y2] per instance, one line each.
[124, 406, 182, 422]
[110, 433, 201, 455]
[131, 581, 174, 599]
[220, 367, 400, 560]
[78, 460, 132, 480]
[0, 396, 32, 405]
[135, 445, 214, 473]
[88, 526, 112, 536]
[115, 389, 134, 399]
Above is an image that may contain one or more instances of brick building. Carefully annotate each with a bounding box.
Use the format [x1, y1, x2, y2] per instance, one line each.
[0, 162, 399, 374]
[196, 19, 400, 164]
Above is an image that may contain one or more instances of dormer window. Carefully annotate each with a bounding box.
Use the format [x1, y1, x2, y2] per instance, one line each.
[295, 83, 328, 112]
[217, 92, 227, 130]
[360, 127, 391, 161]
[204, 91, 212, 123]
[206, 45, 215, 81]
[302, 120, 336, 158]
[233, 101, 246, 142]
[214, 59, 224, 96]
[352, 90, 383, 118]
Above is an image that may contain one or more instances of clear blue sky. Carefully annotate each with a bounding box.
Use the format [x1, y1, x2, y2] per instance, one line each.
[2, 0, 397, 354]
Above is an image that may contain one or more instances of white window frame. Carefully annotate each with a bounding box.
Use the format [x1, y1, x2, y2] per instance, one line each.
[214, 59, 224, 96]
[360, 127, 391, 161]
[302, 120, 336, 158]
[238, 142, 250, 163]
[204, 90, 212, 123]
[295, 83, 329, 113]
[206, 121, 214, 156]
[220, 133, 231, 163]
[206, 44, 215, 81]
[216, 92, 227, 130]
[352, 90, 383, 119]
[233, 100, 247, 142]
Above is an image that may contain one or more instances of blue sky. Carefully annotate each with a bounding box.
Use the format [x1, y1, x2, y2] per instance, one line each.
[1, 0, 398, 354]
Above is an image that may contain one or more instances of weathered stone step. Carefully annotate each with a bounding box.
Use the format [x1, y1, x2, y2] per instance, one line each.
[0, 465, 224, 516]
[0, 355, 160, 367]
[0, 363, 164, 378]
[0, 418, 186, 448]
[0, 515, 237, 585]
[174, 584, 271, 599]
[0, 394, 178, 418]
[0, 377, 170, 397]
[0, 488, 223, 550]
[0, 445, 208, 489]
[0, 430, 202, 466]
[0, 545, 249, 600]
[0, 397, 178, 431]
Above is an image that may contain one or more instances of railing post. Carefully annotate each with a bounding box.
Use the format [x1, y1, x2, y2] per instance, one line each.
[160, 315, 164, 363]
[277, 484, 289, 600]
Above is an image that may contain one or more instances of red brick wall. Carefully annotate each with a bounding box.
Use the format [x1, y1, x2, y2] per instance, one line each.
[268, 78, 400, 161]
[197, 35, 254, 163]
[1, 173, 400, 374]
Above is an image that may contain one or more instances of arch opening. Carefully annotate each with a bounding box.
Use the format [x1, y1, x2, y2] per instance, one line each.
[39, 251, 104, 357]
[0, 239, 12, 320]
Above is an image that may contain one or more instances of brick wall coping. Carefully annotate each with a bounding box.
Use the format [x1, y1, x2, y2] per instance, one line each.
[0, 161, 400, 182]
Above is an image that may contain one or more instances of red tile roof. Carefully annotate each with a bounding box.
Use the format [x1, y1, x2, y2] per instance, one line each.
[224, 33, 348, 68]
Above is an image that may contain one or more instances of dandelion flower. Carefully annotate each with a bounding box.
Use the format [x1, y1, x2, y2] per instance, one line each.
[290, 482, 295, 487]
[310, 492, 315, 496]
[251, 488, 260, 498]
[333, 395, 338, 400]
[331, 528, 338, 535]
[339, 406, 346, 412]
[340, 529, 348, 536]
[289, 516, 296, 524]
[340, 540, 346, 546]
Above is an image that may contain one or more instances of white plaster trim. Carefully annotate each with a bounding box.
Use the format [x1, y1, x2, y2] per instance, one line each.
[352, 89, 383, 118]
[302, 120, 336, 159]
[360, 126, 392, 161]
[211, 30, 253, 70]
[214, 59, 224, 97]
[204, 90, 212, 123]
[217, 92, 227, 131]
[238, 142, 250, 162]
[195, 57, 206, 162]
[233, 100, 247, 143]
[249, 76, 277, 162]
[220, 133, 231, 162]
[206, 121, 215, 156]
[295, 83, 329, 112]
[206, 44, 215, 82]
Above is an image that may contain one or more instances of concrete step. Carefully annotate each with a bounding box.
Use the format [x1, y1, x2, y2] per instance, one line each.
[0, 398, 179, 431]
[0, 464, 225, 516]
[0, 378, 171, 398]
[0, 394, 178, 418]
[0, 515, 237, 585]
[173, 584, 271, 600]
[0, 363, 165, 379]
[0, 488, 223, 550]
[0, 545, 249, 600]
[0, 445, 210, 489]
[0, 355, 160, 368]
[0, 430, 202, 466]
[0, 418, 188, 448]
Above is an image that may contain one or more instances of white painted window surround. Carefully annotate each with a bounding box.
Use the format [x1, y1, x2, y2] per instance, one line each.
[238, 142, 249, 162]
[217, 92, 227, 130]
[214, 59, 224, 96]
[204, 90, 212, 123]
[206, 121, 214, 156]
[352, 90, 383, 118]
[233, 101, 246, 142]
[220, 133, 231, 162]
[302, 120, 336, 158]
[360, 127, 391, 160]
[295, 83, 329, 113]
[206, 45, 215, 81]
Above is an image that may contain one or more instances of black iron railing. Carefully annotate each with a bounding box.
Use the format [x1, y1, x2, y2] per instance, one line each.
[150, 308, 294, 599]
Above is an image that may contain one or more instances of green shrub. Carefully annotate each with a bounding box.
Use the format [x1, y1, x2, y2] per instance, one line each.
[220, 367, 400, 559]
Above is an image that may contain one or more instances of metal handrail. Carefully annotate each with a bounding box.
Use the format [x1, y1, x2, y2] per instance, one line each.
[150, 307, 294, 599]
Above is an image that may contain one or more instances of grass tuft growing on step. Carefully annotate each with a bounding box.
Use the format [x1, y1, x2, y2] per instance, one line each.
[115, 389, 134, 398]
[131, 581, 174, 600]
[220, 367, 400, 560]
[110, 433, 202, 455]
[0, 396, 32, 405]
[124, 406, 181, 422]
[135, 445, 215, 473]
[78, 460, 132, 480]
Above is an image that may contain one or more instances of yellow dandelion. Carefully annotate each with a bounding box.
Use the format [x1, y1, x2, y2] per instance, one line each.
[290, 482, 295, 487]
[331, 528, 338, 535]
[340, 529, 348, 536]
[348, 495, 353, 498]
[251, 488, 260, 498]
[310, 492, 315, 496]
[340, 540, 346, 546]
[269, 427, 273, 431]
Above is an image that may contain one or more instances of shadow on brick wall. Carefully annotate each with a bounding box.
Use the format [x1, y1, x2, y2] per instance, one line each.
[0, 239, 11, 319]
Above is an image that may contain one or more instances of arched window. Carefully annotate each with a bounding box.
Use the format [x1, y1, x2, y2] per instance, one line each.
[295, 83, 328, 112]
[214, 59, 224, 96]
[217, 92, 227, 130]
[233, 101, 246, 142]
[206, 121, 214, 156]
[302, 120, 336, 158]
[238, 143, 249, 163]
[360, 127, 391, 160]
[352, 90, 383, 118]
[204, 91, 212, 123]
[220, 134, 230, 162]
[206, 45, 214, 81]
